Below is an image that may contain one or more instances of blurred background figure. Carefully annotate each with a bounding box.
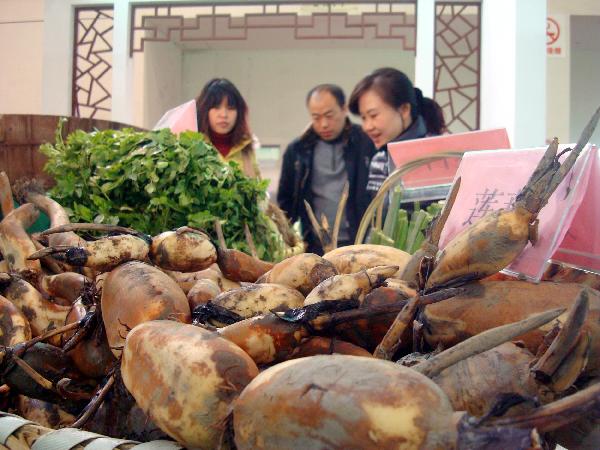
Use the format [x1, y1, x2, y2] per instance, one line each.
[277, 84, 375, 254]
[196, 78, 261, 178]
[349, 67, 446, 199]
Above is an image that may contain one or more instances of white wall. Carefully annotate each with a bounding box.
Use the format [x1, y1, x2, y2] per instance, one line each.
[181, 48, 414, 150]
[42, 0, 109, 116]
[480, 0, 516, 142]
[141, 41, 183, 128]
[415, 0, 435, 97]
[0, 0, 44, 114]
[514, 0, 546, 147]
[570, 16, 600, 146]
[548, 0, 600, 143]
[178, 46, 413, 194]
[481, 0, 546, 148]
[3, 0, 598, 149]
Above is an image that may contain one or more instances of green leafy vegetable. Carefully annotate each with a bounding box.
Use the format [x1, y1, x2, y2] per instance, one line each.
[40, 119, 286, 261]
[369, 198, 443, 254]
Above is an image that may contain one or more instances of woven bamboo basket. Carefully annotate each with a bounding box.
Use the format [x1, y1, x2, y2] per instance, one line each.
[0, 411, 184, 450]
[0, 114, 141, 189]
[354, 152, 465, 245]
[0, 114, 301, 261]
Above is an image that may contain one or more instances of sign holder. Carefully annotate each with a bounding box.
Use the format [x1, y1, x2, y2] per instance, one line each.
[438, 145, 597, 281]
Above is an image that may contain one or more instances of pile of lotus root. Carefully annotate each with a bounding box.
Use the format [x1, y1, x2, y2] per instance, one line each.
[0, 109, 599, 450]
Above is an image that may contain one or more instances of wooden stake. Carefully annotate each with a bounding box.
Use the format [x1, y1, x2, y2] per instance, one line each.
[27, 245, 73, 260]
[12, 356, 54, 390]
[214, 220, 227, 249]
[243, 223, 257, 258]
[304, 200, 327, 249]
[331, 181, 349, 249]
[309, 288, 461, 331]
[413, 307, 565, 378]
[488, 381, 600, 433]
[71, 374, 116, 429]
[373, 296, 419, 360]
[41, 223, 138, 236]
[531, 289, 589, 380]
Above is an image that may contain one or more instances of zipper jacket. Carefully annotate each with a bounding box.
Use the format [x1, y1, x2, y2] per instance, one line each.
[277, 119, 375, 254]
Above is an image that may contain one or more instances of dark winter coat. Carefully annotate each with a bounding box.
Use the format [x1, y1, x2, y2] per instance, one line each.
[366, 115, 429, 198]
[277, 119, 376, 254]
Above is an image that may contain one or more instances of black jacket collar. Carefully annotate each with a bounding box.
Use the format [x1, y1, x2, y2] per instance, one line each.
[299, 118, 354, 150]
[379, 115, 428, 152]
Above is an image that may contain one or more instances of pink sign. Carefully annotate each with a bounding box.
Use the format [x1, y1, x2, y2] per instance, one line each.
[552, 148, 600, 270]
[438, 145, 596, 281]
[387, 128, 511, 188]
[153, 99, 198, 134]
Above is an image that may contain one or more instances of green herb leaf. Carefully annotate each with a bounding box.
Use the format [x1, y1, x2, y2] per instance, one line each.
[41, 124, 285, 261]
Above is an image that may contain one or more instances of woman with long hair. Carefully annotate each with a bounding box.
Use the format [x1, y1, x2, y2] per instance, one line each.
[195, 78, 260, 178]
[349, 67, 446, 197]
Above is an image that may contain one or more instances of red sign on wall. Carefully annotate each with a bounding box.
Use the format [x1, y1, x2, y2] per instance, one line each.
[547, 15, 566, 58]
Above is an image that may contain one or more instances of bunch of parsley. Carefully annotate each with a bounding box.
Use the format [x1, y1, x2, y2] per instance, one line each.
[40, 119, 286, 261]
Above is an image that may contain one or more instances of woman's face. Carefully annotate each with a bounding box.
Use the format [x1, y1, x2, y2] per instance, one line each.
[358, 89, 412, 148]
[208, 97, 238, 135]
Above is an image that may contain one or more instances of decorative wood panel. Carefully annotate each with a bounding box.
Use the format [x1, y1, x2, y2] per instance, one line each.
[130, 1, 416, 55]
[72, 7, 114, 119]
[434, 2, 481, 133]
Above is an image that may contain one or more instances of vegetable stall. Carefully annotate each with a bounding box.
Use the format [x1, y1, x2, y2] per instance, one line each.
[0, 110, 599, 449]
[40, 119, 298, 262]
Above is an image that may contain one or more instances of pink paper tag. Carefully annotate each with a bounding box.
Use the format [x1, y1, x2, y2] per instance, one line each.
[153, 99, 198, 134]
[387, 128, 511, 188]
[552, 148, 600, 272]
[438, 145, 595, 281]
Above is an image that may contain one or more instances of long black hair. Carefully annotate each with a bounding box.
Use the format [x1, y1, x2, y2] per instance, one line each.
[420, 96, 447, 135]
[195, 78, 250, 144]
[349, 67, 446, 135]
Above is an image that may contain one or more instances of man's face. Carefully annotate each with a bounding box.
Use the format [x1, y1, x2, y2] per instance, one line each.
[307, 91, 347, 142]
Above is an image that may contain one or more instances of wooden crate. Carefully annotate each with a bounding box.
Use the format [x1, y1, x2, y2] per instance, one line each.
[0, 114, 139, 187]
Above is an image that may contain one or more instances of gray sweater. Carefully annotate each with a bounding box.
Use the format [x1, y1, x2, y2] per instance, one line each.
[311, 139, 350, 242]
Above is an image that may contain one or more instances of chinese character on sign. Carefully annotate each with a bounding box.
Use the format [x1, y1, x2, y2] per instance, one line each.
[462, 189, 516, 226]
[439, 146, 597, 281]
[547, 16, 566, 58]
[503, 193, 517, 209]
